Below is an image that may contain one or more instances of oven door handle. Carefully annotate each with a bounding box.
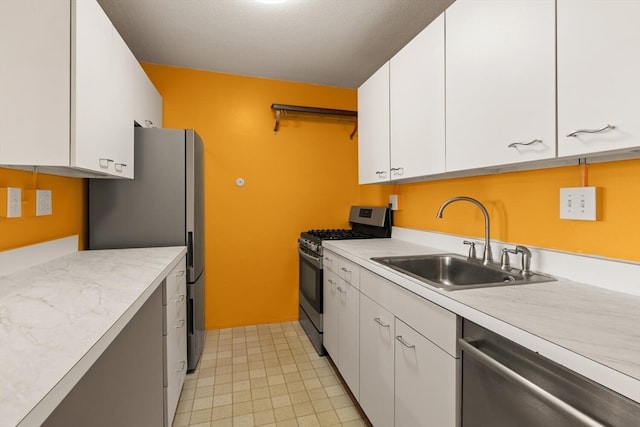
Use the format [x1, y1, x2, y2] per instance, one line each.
[458, 338, 605, 427]
[299, 247, 322, 269]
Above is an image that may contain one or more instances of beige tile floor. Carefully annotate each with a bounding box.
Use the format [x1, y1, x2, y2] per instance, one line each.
[172, 321, 372, 427]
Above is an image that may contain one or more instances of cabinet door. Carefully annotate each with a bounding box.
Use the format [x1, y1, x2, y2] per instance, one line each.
[323, 269, 339, 359]
[0, 0, 70, 166]
[445, 0, 556, 171]
[73, 0, 118, 175]
[131, 59, 163, 129]
[395, 319, 456, 427]
[390, 12, 445, 179]
[557, 0, 640, 156]
[359, 294, 395, 427]
[337, 280, 360, 400]
[109, 30, 135, 178]
[358, 63, 390, 184]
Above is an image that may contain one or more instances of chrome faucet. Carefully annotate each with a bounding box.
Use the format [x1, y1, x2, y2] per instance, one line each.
[436, 196, 493, 265]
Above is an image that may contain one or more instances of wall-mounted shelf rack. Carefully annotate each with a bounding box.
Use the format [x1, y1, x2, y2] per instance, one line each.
[270, 104, 358, 139]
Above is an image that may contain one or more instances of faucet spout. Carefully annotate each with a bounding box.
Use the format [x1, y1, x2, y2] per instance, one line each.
[436, 196, 493, 264]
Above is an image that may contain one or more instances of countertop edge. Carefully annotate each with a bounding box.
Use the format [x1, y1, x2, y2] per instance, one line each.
[14, 247, 187, 427]
[323, 240, 640, 403]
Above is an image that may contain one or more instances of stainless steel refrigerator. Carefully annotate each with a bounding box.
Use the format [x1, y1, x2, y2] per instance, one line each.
[88, 128, 205, 372]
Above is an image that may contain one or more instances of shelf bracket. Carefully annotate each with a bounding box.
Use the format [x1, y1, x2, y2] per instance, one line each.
[349, 121, 358, 140]
[271, 104, 358, 139]
[273, 109, 281, 134]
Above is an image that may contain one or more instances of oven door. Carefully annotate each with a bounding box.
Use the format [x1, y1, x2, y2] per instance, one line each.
[298, 248, 323, 315]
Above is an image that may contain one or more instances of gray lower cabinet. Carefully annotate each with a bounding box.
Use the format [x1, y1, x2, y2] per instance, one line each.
[42, 284, 165, 427]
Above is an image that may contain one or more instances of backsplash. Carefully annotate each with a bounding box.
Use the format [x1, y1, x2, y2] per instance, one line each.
[392, 159, 640, 262]
[0, 168, 86, 251]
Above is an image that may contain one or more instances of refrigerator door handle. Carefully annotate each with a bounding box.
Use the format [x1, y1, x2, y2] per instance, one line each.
[187, 231, 194, 280]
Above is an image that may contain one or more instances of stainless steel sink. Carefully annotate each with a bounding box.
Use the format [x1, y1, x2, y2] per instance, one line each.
[371, 253, 555, 291]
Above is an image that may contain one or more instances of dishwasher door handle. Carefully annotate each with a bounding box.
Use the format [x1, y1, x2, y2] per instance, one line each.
[458, 338, 605, 427]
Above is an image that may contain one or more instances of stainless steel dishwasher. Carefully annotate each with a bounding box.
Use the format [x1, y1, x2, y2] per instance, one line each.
[459, 320, 639, 426]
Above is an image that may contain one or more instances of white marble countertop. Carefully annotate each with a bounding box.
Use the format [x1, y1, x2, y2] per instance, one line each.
[0, 246, 187, 427]
[324, 238, 640, 403]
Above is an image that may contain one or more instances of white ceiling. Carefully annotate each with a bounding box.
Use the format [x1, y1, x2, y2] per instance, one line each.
[97, 0, 455, 89]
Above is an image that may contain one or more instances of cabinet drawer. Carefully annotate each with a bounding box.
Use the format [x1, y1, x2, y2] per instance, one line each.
[323, 252, 338, 273]
[338, 257, 360, 289]
[360, 268, 458, 357]
[164, 264, 186, 305]
[324, 251, 360, 288]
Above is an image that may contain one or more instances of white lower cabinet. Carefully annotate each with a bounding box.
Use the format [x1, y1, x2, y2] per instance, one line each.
[395, 318, 457, 427]
[164, 261, 187, 426]
[323, 269, 339, 358]
[337, 279, 360, 399]
[356, 268, 459, 427]
[359, 294, 395, 427]
[323, 266, 360, 399]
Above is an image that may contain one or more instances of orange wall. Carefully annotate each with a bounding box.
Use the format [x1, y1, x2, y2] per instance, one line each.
[2, 63, 636, 331]
[392, 159, 640, 261]
[143, 64, 381, 329]
[0, 168, 86, 251]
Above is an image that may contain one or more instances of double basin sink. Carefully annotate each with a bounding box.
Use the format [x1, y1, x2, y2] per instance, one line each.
[371, 253, 555, 291]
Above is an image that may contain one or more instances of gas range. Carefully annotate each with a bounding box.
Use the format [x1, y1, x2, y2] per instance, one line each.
[298, 206, 392, 258]
[299, 229, 369, 256]
[297, 206, 391, 356]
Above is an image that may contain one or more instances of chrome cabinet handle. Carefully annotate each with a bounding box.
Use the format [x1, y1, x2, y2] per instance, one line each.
[98, 158, 114, 168]
[336, 286, 346, 294]
[508, 139, 542, 148]
[375, 170, 387, 178]
[175, 294, 185, 303]
[390, 167, 404, 176]
[176, 360, 186, 372]
[114, 163, 127, 172]
[374, 317, 390, 328]
[175, 319, 185, 328]
[176, 270, 185, 277]
[396, 335, 415, 348]
[341, 267, 351, 273]
[458, 338, 604, 427]
[567, 124, 615, 138]
[328, 279, 336, 285]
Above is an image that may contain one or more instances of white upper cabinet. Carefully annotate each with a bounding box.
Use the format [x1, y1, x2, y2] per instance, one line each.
[445, 0, 556, 171]
[0, 1, 71, 167]
[390, 12, 446, 179]
[132, 63, 163, 129]
[358, 63, 391, 184]
[0, 0, 162, 178]
[557, 0, 640, 157]
[73, 0, 133, 177]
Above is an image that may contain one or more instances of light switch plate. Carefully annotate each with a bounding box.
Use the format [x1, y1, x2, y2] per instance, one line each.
[36, 189, 52, 216]
[559, 187, 599, 221]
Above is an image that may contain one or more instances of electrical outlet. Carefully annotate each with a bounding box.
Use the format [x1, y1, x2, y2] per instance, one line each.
[36, 189, 52, 216]
[389, 194, 399, 211]
[1, 187, 22, 218]
[559, 187, 599, 221]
